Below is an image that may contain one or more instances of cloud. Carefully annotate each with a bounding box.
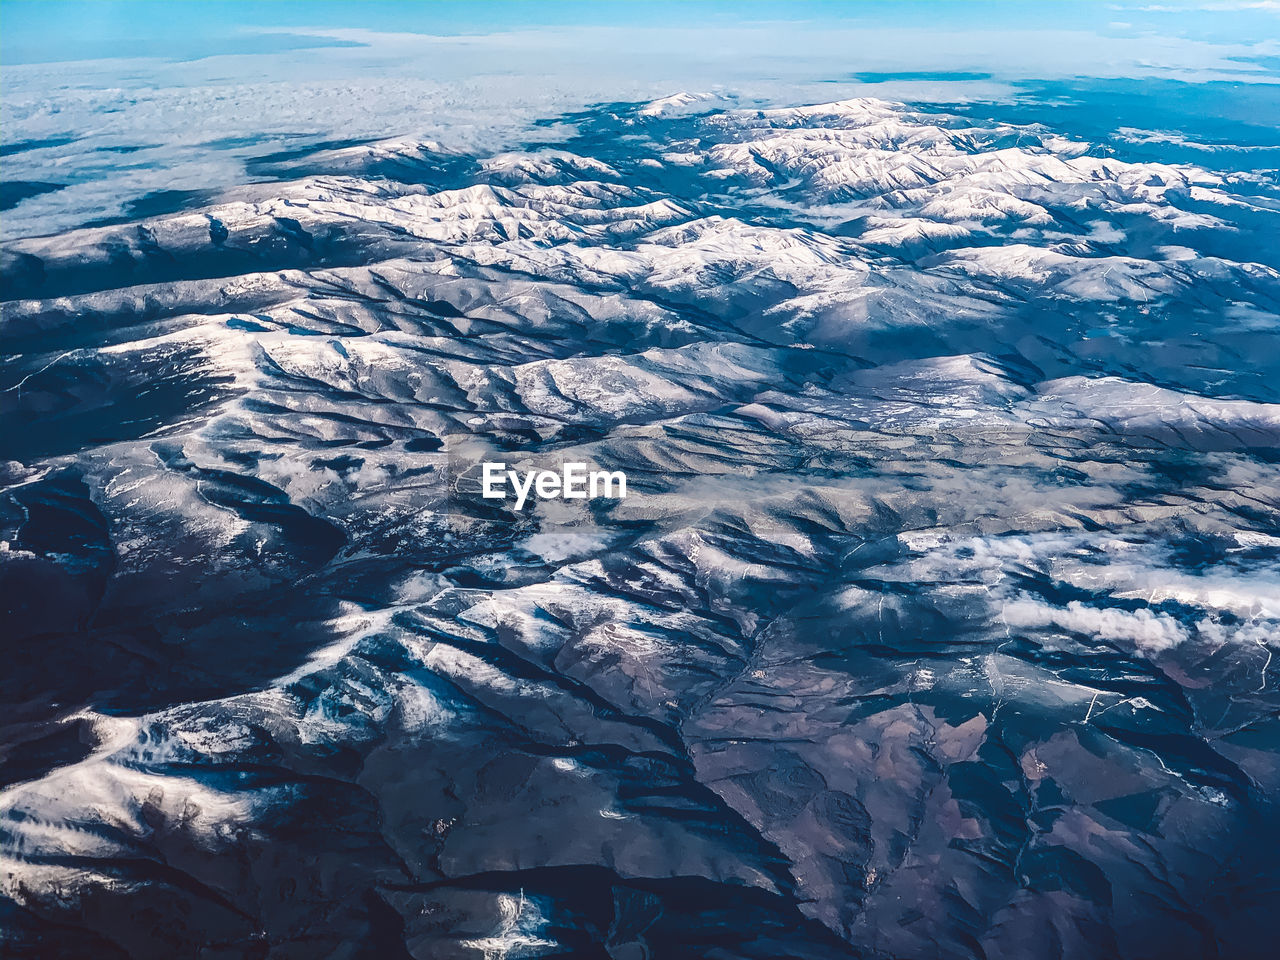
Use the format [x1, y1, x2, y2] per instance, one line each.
[1004, 598, 1190, 652]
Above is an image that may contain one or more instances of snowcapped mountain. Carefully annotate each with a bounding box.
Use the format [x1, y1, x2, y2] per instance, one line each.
[2, 91, 1279, 959]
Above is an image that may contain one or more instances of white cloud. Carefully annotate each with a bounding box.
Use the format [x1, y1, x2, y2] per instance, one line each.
[1004, 598, 1190, 652]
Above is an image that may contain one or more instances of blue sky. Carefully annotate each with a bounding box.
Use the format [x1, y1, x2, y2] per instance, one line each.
[2, 1, 1278, 66]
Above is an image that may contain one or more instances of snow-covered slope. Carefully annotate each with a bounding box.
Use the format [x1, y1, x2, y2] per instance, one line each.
[2, 94, 1279, 959]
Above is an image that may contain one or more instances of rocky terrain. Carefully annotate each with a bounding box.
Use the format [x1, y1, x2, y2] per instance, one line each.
[2, 95, 1279, 958]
